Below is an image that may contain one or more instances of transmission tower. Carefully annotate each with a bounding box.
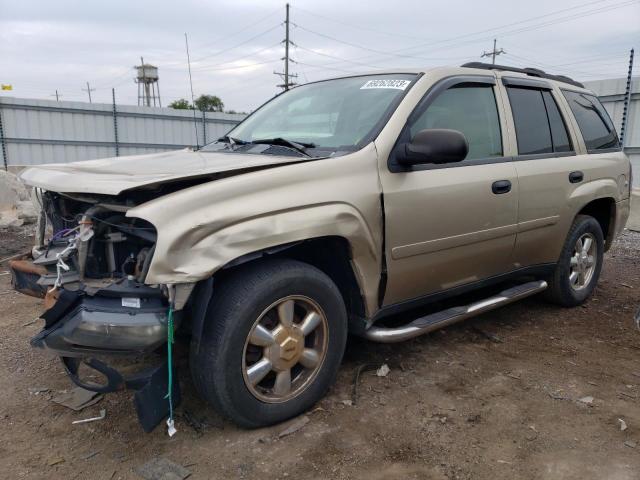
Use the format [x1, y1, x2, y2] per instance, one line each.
[274, 3, 298, 91]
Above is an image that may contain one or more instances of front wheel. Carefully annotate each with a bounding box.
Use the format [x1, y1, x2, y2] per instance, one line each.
[545, 214, 604, 307]
[190, 259, 348, 428]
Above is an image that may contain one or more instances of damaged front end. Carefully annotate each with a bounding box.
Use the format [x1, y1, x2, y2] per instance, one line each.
[9, 191, 186, 431]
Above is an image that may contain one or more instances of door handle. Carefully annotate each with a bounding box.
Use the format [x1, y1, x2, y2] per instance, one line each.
[492, 180, 512, 194]
[569, 171, 584, 183]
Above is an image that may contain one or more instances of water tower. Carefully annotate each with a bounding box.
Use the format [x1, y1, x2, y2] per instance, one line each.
[135, 57, 161, 107]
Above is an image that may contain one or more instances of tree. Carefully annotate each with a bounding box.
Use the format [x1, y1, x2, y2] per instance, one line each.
[195, 94, 224, 112]
[168, 98, 192, 110]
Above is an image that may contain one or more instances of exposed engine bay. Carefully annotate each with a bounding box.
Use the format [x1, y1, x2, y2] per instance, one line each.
[7, 190, 185, 431]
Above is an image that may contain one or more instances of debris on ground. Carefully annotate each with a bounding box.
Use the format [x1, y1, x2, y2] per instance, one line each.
[51, 386, 103, 411]
[577, 396, 594, 405]
[47, 457, 65, 467]
[619, 418, 628, 432]
[472, 326, 503, 343]
[351, 363, 377, 405]
[181, 409, 210, 435]
[624, 440, 637, 449]
[28, 387, 49, 395]
[81, 450, 101, 460]
[278, 415, 310, 438]
[376, 364, 390, 377]
[135, 457, 191, 480]
[72, 408, 106, 425]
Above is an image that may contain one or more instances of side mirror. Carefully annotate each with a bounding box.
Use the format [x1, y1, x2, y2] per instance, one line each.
[397, 129, 469, 166]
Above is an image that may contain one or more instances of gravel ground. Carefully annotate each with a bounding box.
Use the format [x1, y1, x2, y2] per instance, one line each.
[0, 227, 639, 480]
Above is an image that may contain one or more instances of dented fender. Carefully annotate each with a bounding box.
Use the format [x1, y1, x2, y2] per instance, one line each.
[127, 146, 384, 317]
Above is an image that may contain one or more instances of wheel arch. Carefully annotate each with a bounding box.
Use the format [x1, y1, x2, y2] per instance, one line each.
[188, 236, 370, 351]
[218, 236, 367, 326]
[576, 197, 616, 251]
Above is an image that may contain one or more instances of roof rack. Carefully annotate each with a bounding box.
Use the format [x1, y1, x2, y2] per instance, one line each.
[461, 62, 584, 89]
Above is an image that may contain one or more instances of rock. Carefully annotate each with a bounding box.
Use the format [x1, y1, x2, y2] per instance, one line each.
[135, 457, 191, 480]
[278, 415, 310, 438]
[624, 440, 636, 449]
[376, 364, 390, 377]
[618, 418, 628, 432]
[0, 171, 38, 227]
[51, 387, 102, 411]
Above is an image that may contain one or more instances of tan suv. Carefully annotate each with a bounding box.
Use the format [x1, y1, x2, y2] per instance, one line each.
[11, 63, 631, 430]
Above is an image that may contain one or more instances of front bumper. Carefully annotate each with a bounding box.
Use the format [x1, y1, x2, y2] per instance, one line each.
[31, 281, 174, 356]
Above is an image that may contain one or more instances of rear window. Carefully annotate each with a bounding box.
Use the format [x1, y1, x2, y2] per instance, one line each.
[562, 91, 619, 151]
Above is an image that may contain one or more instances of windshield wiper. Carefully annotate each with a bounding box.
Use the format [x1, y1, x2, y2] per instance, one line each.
[250, 137, 315, 156]
[218, 135, 250, 145]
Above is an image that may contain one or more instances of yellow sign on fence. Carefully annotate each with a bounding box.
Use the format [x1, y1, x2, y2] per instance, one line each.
[1, 84, 13, 91]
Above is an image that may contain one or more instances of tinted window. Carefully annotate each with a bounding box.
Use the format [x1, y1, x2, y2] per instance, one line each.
[410, 84, 502, 161]
[562, 91, 619, 151]
[542, 91, 572, 152]
[507, 87, 553, 155]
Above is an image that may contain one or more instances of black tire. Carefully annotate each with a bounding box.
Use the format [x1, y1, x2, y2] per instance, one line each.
[545, 214, 604, 307]
[190, 259, 348, 428]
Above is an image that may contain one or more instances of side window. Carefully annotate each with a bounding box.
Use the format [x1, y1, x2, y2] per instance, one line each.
[507, 87, 552, 155]
[507, 87, 573, 155]
[562, 90, 620, 151]
[542, 91, 572, 152]
[409, 84, 502, 161]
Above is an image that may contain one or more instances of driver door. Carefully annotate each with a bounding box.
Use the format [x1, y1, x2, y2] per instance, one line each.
[380, 76, 519, 306]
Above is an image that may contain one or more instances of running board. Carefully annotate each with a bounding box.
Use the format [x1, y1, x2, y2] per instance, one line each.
[363, 280, 548, 343]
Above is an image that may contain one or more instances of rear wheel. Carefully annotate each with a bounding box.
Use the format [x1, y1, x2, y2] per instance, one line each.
[545, 215, 604, 307]
[190, 259, 348, 428]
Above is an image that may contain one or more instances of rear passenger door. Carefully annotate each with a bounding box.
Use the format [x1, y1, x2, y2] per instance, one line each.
[500, 76, 618, 267]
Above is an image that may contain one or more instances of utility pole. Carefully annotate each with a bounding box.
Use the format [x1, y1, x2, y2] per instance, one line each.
[274, 3, 297, 91]
[82, 81, 95, 103]
[481, 39, 506, 64]
[620, 48, 635, 146]
[50, 90, 61, 102]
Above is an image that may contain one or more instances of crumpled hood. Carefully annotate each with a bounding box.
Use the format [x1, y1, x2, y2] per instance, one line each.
[19, 148, 311, 195]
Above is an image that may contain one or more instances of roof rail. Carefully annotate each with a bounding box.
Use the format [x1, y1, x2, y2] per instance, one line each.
[461, 62, 584, 89]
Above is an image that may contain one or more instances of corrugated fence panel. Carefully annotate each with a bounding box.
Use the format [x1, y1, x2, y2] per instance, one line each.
[0, 96, 245, 168]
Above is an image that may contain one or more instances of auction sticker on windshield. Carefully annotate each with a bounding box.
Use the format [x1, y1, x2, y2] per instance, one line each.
[360, 79, 411, 90]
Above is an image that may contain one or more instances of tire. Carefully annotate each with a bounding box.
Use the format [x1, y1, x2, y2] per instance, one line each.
[190, 259, 348, 428]
[545, 214, 604, 307]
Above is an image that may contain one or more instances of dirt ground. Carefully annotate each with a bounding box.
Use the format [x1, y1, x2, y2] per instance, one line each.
[1, 226, 639, 480]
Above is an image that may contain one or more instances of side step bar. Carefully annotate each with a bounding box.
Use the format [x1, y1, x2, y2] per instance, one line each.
[363, 280, 548, 343]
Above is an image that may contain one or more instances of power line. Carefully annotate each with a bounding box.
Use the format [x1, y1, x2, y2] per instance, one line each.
[293, 0, 637, 66]
[295, 44, 384, 69]
[188, 43, 281, 71]
[292, 5, 439, 43]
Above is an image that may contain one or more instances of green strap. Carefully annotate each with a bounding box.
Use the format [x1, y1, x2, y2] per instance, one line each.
[165, 305, 175, 423]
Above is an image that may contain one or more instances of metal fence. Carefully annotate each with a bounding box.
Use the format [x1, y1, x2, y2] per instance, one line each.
[0, 96, 246, 169]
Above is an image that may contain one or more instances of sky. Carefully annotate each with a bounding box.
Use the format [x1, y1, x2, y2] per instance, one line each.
[0, 0, 638, 112]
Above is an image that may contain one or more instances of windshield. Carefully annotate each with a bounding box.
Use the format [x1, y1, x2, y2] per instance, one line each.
[203, 74, 417, 154]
